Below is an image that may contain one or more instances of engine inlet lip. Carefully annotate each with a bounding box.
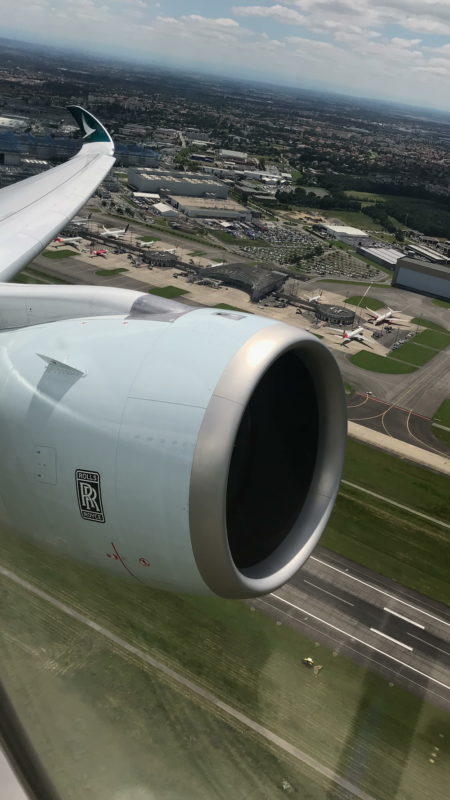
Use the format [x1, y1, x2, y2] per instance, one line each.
[189, 323, 347, 599]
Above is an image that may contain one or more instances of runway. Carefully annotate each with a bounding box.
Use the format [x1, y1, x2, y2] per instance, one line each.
[347, 392, 450, 456]
[255, 548, 450, 711]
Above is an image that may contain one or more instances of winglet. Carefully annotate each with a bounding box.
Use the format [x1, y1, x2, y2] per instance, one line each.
[67, 105, 114, 155]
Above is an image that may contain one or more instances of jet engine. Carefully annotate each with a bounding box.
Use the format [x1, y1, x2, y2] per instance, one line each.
[0, 292, 346, 598]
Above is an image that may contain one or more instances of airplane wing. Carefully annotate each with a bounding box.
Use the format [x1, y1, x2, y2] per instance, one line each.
[0, 106, 115, 283]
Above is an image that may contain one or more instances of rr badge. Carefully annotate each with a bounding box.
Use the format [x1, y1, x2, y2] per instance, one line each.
[76, 470, 105, 523]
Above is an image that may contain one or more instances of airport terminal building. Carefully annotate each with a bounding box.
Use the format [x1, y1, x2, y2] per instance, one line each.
[393, 257, 450, 301]
[128, 168, 228, 198]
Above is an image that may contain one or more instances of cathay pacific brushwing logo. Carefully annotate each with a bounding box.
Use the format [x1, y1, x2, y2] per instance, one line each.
[81, 113, 96, 139]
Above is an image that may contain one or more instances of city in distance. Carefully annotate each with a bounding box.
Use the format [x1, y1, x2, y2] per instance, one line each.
[0, 25, 449, 800]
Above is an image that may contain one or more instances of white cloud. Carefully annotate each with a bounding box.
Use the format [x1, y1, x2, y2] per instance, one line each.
[232, 5, 307, 25]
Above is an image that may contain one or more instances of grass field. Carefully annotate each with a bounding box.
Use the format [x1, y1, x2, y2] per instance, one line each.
[1, 522, 449, 800]
[140, 235, 159, 243]
[389, 342, 438, 366]
[433, 425, 450, 449]
[323, 488, 450, 604]
[149, 285, 189, 299]
[350, 351, 417, 373]
[411, 317, 448, 332]
[432, 298, 450, 308]
[412, 329, 450, 350]
[95, 268, 129, 277]
[343, 438, 449, 519]
[319, 209, 383, 231]
[14, 268, 68, 285]
[188, 250, 207, 257]
[345, 295, 385, 311]
[214, 303, 252, 313]
[433, 398, 450, 428]
[343, 190, 388, 202]
[42, 249, 76, 259]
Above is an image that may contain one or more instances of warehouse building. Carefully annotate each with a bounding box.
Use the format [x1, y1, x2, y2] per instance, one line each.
[357, 246, 403, 270]
[393, 257, 450, 301]
[319, 224, 370, 245]
[218, 149, 248, 163]
[153, 201, 180, 219]
[128, 168, 228, 198]
[404, 243, 449, 264]
[170, 195, 252, 221]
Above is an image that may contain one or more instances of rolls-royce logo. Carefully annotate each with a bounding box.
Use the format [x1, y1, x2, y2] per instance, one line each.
[76, 470, 105, 523]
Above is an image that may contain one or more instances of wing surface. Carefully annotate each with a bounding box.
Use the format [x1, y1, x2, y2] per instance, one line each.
[0, 107, 115, 282]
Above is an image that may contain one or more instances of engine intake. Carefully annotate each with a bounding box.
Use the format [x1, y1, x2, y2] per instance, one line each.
[190, 323, 346, 598]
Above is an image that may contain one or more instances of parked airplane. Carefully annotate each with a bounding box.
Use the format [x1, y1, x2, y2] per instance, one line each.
[367, 307, 403, 326]
[53, 236, 82, 247]
[90, 248, 108, 258]
[72, 214, 92, 225]
[329, 326, 372, 346]
[0, 105, 346, 602]
[102, 224, 129, 238]
[307, 290, 323, 303]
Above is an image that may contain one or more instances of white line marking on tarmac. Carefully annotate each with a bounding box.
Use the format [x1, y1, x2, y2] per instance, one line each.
[383, 608, 425, 629]
[341, 480, 450, 530]
[270, 593, 450, 692]
[0, 565, 377, 800]
[311, 557, 450, 629]
[369, 629, 413, 650]
[303, 579, 354, 606]
[406, 634, 450, 658]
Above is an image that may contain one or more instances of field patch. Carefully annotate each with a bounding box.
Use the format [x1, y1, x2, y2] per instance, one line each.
[412, 328, 450, 350]
[95, 268, 129, 277]
[350, 351, 417, 373]
[42, 249, 75, 259]
[149, 285, 189, 298]
[433, 398, 450, 428]
[389, 342, 437, 366]
[432, 298, 450, 308]
[345, 295, 385, 311]
[410, 317, 448, 332]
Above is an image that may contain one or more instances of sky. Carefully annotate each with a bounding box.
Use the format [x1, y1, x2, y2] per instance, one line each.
[2, 1, 450, 109]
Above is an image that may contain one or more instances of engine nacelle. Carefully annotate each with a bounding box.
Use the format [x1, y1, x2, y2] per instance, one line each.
[0, 304, 346, 597]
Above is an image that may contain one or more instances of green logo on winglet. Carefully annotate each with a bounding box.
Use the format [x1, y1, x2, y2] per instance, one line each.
[67, 105, 112, 144]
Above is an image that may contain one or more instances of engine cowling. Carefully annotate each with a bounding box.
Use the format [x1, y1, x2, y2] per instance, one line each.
[0, 304, 346, 597]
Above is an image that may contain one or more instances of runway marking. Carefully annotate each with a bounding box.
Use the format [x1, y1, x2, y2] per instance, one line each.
[311, 557, 450, 628]
[383, 608, 425, 629]
[270, 593, 450, 691]
[406, 409, 448, 457]
[350, 393, 432, 421]
[340, 480, 450, 530]
[405, 634, 450, 657]
[303, 579, 354, 606]
[369, 629, 413, 651]
[380, 404, 394, 438]
[347, 412, 384, 422]
[348, 395, 369, 409]
[0, 565, 377, 800]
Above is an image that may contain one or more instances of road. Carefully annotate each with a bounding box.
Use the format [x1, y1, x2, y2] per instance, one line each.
[347, 393, 450, 456]
[255, 549, 450, 711]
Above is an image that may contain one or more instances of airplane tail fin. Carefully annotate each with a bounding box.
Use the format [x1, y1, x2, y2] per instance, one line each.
[67, 106, 114, 154]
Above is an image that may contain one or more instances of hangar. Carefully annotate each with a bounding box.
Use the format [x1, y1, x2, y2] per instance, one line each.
[201, 263, 287, 302]
[393, 257, 450, 302]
